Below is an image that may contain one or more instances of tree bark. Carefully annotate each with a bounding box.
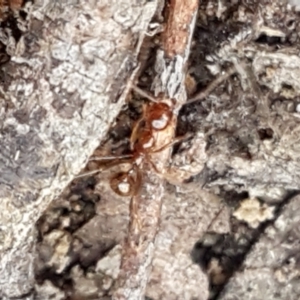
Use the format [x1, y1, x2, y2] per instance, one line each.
[0, 0, 158, 298]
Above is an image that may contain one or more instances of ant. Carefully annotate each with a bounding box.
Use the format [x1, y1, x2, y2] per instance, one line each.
[78, 89, 178, 198]
[77, 65, 236, 197]
[111, 97, 175, 194]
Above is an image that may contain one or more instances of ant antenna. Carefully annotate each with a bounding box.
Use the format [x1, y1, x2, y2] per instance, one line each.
[132, 86, 159, 103]
[186, 66, 237, 105]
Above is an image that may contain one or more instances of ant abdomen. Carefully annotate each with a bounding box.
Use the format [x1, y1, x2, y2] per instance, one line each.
[109, 171, 135, 197]
[109, 166, 142, 197]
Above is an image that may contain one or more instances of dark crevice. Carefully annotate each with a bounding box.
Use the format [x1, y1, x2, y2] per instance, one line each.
[191, 190, 300, 300]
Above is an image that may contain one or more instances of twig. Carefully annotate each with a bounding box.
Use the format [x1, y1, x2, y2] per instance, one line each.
[112, 0, 199, 299]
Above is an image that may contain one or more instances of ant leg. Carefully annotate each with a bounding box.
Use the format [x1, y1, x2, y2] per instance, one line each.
[130, 110, 147, 150]
[146, 134, 194, 176]
[90, 154, 133, 161]
[150, 133, 193, 154]
[75, 156, 133, 179]
[132, 85, 159, 103]
[187, 66, 236, 105]
[206, 205, 226, 232]
[75, 168, 103, 178]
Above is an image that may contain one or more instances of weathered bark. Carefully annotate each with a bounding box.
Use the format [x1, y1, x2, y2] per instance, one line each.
[10, 1, 300, 300]
[0, 0, 158, 298]
[219, 193, 300, 300]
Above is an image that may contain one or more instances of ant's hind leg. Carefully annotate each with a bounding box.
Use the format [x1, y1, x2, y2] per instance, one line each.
[75, 168, 102, 179]
[75, 154, 133, 179]
[89, 154, 133, 161]
[150, 132, 193, 154]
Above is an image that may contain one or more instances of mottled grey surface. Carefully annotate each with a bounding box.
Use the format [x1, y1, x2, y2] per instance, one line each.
[219, 194, 300, 300]
[7, 0, 300, 300]
[0, 0, 157, 298]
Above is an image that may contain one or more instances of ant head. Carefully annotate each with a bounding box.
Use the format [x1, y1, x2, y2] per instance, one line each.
[109, 171, 135, 197]
[147, 102, 172, 131]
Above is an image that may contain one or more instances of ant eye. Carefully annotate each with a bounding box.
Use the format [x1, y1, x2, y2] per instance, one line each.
[110, 172, 135, 197]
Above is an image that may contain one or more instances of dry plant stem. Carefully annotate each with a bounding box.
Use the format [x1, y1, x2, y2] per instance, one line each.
[112, 0, 199, 299]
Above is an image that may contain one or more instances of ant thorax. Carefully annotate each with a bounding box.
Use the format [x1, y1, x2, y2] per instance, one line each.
[131, 101, 173, 153]
[132, 126, 154, 154]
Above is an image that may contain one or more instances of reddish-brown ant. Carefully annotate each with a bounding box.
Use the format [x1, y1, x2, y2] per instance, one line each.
[78, 92, 176, 197]
[108, 97, 175, 197]
[80, 65, 233, 196]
